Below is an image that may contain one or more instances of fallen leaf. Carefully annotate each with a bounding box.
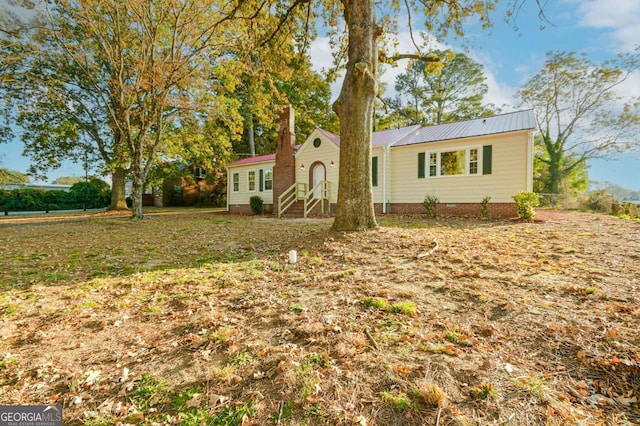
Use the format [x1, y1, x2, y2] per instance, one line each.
[353, 414, 369, 425]
[184, 393, 201, 409]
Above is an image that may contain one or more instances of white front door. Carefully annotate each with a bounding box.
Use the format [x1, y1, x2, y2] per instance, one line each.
[312, 163, 325, 198]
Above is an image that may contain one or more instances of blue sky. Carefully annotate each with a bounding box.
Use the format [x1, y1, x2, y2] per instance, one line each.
[1, 0, 639, 190]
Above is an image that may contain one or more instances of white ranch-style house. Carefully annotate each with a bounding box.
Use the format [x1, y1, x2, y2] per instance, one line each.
[226, 107, 536, 218]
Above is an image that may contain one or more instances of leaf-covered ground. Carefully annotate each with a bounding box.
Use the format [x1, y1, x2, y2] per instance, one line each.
[0, 209, 639, 425]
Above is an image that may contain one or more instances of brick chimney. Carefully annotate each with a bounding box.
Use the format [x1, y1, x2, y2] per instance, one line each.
[273, 105, 296, 214]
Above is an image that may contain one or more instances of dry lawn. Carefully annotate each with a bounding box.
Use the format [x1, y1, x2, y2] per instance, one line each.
[0, 209, 639, 425]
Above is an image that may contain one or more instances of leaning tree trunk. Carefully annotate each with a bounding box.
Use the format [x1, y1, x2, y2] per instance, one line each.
[331, 0, 378, 232]
[547, 155, 563, 194]
[109, 167, 129, 210]
[544, 135, 564, 195]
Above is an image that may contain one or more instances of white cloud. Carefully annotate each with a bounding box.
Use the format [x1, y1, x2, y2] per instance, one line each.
[310, 30, 449, 101]
[308, 36, 343, 102]
[568, 0, 640, 51]
[482, 71, 516, 109]
[615, 70, 640, 99]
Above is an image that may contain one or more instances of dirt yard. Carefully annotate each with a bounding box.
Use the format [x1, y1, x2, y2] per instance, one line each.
[0, 209, 638, 425]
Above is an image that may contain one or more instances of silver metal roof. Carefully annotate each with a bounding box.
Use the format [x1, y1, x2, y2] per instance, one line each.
[372, 125, 421, 147]
[391, 109, 536, 147]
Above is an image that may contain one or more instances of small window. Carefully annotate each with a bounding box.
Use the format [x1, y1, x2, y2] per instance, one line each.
[264, 169, 273, 190]
[313, 138, 322, 148]
[469, 148, 478, 174]
[248, 170, 256, 192]
[194, 167, 206, 179]
[429, 152, 437, 177]
[232, 172, 239, 192]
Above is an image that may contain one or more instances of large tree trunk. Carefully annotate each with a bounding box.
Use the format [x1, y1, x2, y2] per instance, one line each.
[130, 176, 144, 219]
[109, 167, 129, 210]
[331, 0, 378, 232]
[130, 150, 144, 219]
[547, 154, 562, 194]
[247, 111, 255, 157]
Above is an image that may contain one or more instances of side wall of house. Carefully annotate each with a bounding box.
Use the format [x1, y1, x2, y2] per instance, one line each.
[389, 131, 532, 205]
[227, 160, 276, 213]
[371, 146, 387, 206]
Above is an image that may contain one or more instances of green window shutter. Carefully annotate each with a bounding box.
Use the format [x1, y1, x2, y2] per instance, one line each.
[259, 169, 264, 191]
[372, 156, 378, 187]
[418, 152, 426, 178]
[483, 145, 492, 175]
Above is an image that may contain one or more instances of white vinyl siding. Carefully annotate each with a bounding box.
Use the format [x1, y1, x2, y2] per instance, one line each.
[371, 147, 386, 203]
[227, 161, 275, 206]
[390, 131, 531, 203]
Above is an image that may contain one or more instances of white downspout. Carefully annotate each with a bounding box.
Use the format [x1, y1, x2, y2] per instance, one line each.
[226, 167, 230, 212]
[526, 131, 534, 192]
[382, 145, 389, 213]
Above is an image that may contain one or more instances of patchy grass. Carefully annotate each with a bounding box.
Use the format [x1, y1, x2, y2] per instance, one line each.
[0, 209, 639, 425]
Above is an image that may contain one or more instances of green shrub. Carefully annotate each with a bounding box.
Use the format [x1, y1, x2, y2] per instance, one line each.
[480, 196, 491, 220]
[585, 190, 614, 213]
[0, 179, 110, 212]
[423, 193, 439, 218]
[513, 192, 539, 221]
[624, 202, 638, 219]
[249, 195, 264, 214]
[69, 178, 111, 209]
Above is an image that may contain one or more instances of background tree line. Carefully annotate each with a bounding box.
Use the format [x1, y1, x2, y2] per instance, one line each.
[0, 177, 111, 212]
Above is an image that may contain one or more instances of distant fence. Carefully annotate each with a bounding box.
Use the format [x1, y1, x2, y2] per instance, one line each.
[0, 183, 72, 191]
[537, 193, 582, 210]
[537, 192, 639, 218]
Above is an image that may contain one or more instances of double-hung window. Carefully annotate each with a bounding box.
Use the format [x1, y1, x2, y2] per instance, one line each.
[429, 153, 437, 177]
[264, 169, 273, 190]
[420, 146, 487, 178]
[469, 148, 479, 174]
[232, 172, 239, 192]
[248, 170, 256, 191]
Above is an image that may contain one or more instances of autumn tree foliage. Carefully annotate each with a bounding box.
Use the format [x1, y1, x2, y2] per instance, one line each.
[5, 0, 263, 218]
[233, 54, 338, 159]
[2, 0, 333, 218]
[0, 168, 30, 185]
[386, 50, 498, 127]
[517, 51, 640, 195]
